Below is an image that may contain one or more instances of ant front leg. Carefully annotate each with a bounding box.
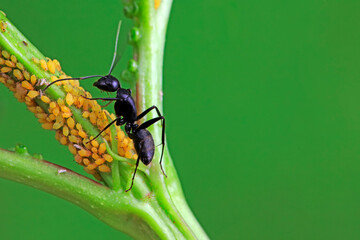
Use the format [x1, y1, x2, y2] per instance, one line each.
[81, 96, 119, 107]
[81, 96, 120, 101]
[87, 117, 120, 143]
[137, 116, 166, 177]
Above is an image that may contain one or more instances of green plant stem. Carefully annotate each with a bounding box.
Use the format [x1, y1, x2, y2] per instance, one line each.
[0, 148, 181, 240]
[134, 1, 209, 239]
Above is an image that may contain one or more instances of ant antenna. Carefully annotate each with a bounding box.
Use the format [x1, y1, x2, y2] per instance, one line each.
[108, 20, 122, 75]
[43, 75, 103, 92]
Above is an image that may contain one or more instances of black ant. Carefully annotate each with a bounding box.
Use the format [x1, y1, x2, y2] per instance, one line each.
[44, 21, 166, 192]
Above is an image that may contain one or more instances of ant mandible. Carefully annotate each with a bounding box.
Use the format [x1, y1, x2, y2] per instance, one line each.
[44, 21, 166, 192]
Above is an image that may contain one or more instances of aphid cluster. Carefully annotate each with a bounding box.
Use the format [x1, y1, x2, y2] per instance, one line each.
[44, 21, 166, 191]
[0, 48, 138, 181]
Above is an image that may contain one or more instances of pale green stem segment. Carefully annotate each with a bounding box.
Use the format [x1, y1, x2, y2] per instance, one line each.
[132, 0, 209, 239]
[0, 1, 209, 238]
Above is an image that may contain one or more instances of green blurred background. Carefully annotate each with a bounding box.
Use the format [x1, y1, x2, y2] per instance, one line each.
[1, 0, 360, 239]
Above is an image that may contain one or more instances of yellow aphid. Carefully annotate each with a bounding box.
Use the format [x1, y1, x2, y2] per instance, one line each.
[87, 163, 97, 170]
[35, 113, 47, 119]
[82, 142, 91, 150]
[40, 59, 47, 71]
[13, 69, 24, 80]
[0, 58, 4, 64]
[68, 144, 77, 155]
[27, 90, 39, 99]
[104, 135, 111, 142]
[21, 81, 33, 90]
[103, 154, 113, 162]
[95, 158, 105, 165]
[42, 122, 53, 130]
[30, 75, 37, 85]
[55, 131, 61, 141]
[63, 126, 69, 136]
[74, 155, 82, 164]
[92, 153, 100, 161]
[82, 111, 90, 118]
[2, 50, 10, 59]
[38, 118, 48, 124]
[62, 112, 72, 118]
[91, 140, 99, 148]
[0, 21, 7, 32]
[79, 130, 87, 138]
[98, 143, 106, 155]
[60, 136, 68, 145]
[52, 107, 60, 116]
[70, 80, 79, 87]
[53, 59, 61, 71]
[53, 121, 64, 130]
[125, 151, 132, 159]
[78, 149, 91, 157]
[23, 70, 30, 80]
[32, 57, 39, 64]
[69, 135, 78, 143]
[49, 102, 57, 109]
[10, 55, 17, 63]
[47, 60, 56, 74]
[59, 74, 67, 80]
[98, 164, 111, 173]
[61, 105, 70, 113]
[117, 130, 125, 141]
[67, 117, 75, 129]
[36, 106, 44, 113]
[92, 104, 101, 113]
[83, 158, 90, 166]
[91, 147, 98, 154]
[16, 62, 24, 70]
[5, 60, 15, 68]
[66, 93, 74, 106]
[51, 75, 58, 83]
[49, 114, 56, 121]
[84, 167, 96, 175]
[57, 98, 64, 106]
[75, 123, 82, 131]
[120, 138, 129, 148]
[0, 77, 5, 84]
[76, 97, 84, 108]
[40, 95, 51, 103]
[70, 129, 78, 136]
[1, 67, 12, 73]
[28, 106, 37, 113]
[83, 100, 89, 111]
[89, 112, 97, 125]
[133, 154, 138, 159]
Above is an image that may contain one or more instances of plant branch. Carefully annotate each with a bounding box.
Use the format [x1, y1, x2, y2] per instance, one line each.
[0, 1, 209, 238]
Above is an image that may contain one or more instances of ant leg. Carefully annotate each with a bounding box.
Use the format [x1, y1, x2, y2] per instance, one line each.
[100, 101, 113, 107]
[108, 21, 122, 75]
[125, 153, 141, 192]
[43, 75, 103, 92]
[137, 116, 167, 177]
[81, 96, 120, 101]
[136, 106, 162, 121]
[87, 118, 118, 143]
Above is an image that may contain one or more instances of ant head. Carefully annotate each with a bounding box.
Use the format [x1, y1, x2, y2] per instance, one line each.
[93, 75, 120, 92]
